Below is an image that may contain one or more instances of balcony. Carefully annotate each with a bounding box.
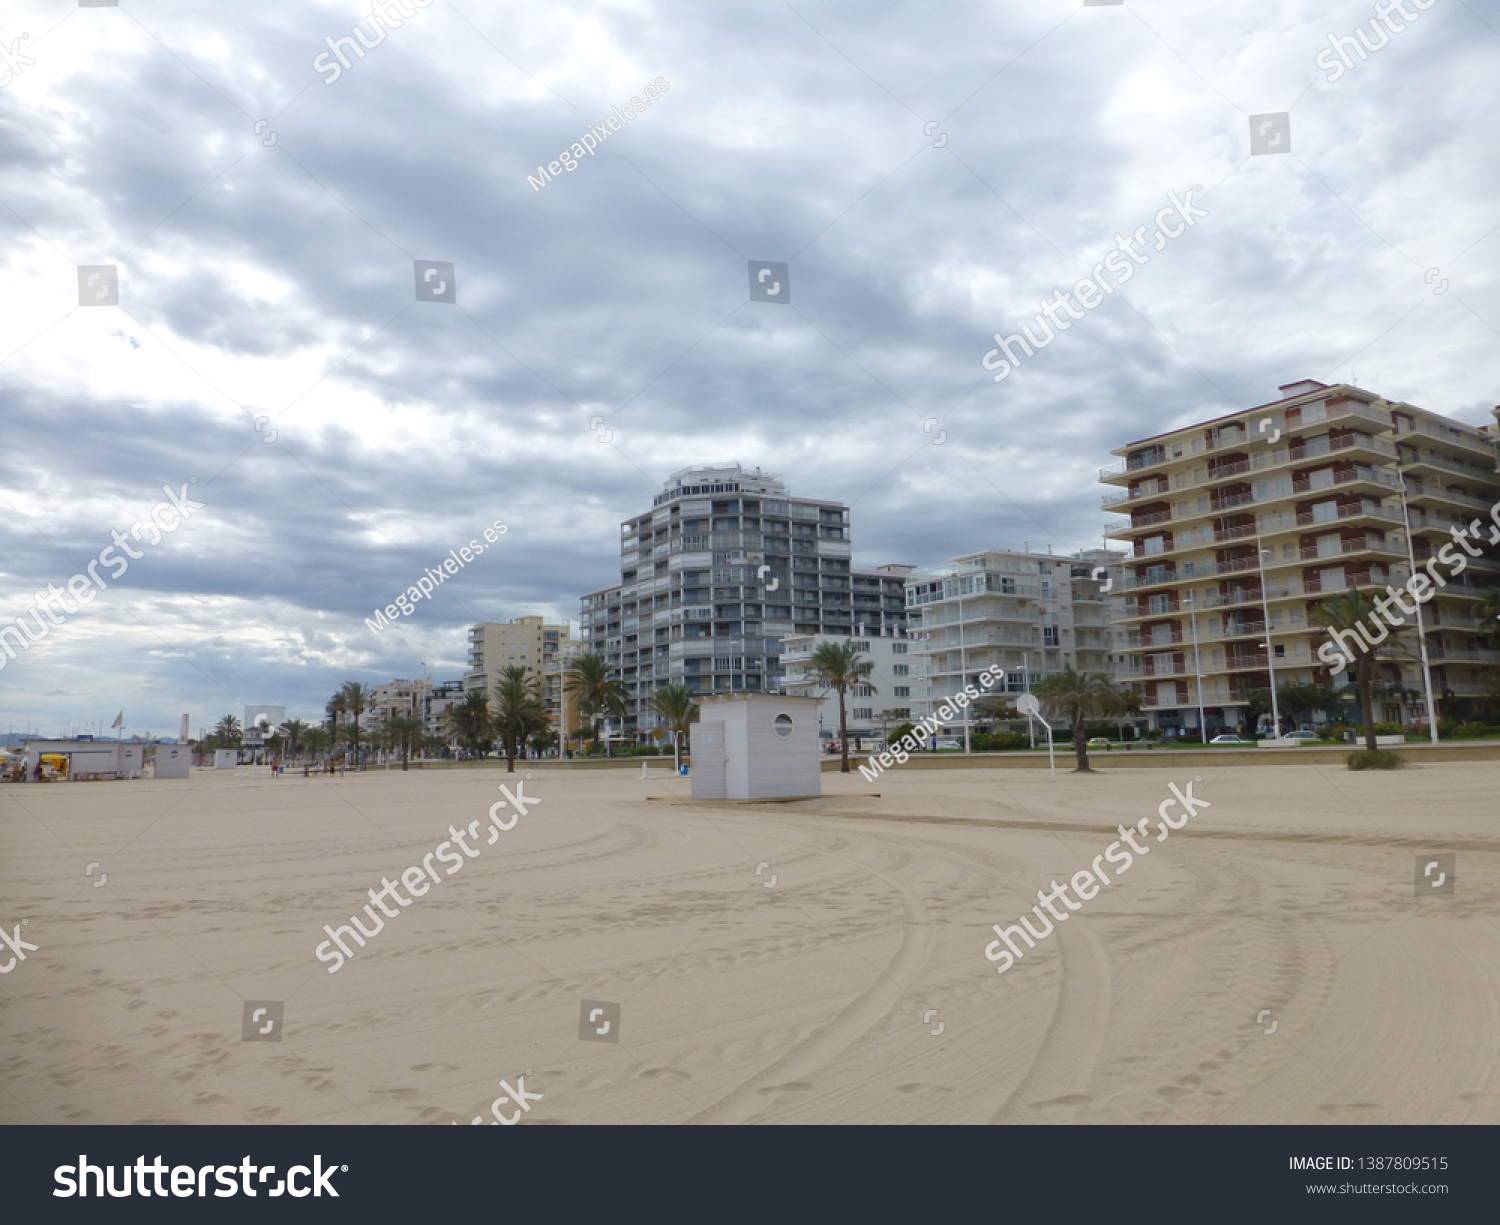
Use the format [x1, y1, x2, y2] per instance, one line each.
[1103, 482, 1171, 510]
[1295, 502, 1402, 528]
[1211, 491, 1256, 512]
[1403, 482, 1497, 513]
[1223, 652, 1270, 671]
[1393, 416, 1497, 459]
[1397, 450, 1493, 481]
[1123, 630, 1185, 648]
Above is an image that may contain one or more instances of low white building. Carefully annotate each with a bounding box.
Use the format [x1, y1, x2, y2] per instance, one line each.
[777, 631, 917, 747]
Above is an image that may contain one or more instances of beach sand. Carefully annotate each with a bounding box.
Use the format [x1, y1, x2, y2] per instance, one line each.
[2, 759, 1497, 1124]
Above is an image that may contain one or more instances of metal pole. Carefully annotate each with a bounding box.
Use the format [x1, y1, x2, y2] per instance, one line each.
[1255, 532, 1282, 738]
[1396, 465, 1441, 744]
[1024, 652, 1035, 748]
[1185, 591, 1207, 739]
[959, 590, 971, 755]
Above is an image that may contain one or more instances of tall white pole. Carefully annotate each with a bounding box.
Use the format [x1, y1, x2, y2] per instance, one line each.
[1185, 591, 1207, 739]
[1255, 532, 1282, 738]
[958, 589, 971, 755]
[1396, 466, 1441, 744]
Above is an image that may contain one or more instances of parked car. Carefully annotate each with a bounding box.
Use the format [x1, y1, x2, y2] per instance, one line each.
[1209, 734, 1251, 745]
[1086, 737, 1111, 748]
[1282, 730, 1320, 741]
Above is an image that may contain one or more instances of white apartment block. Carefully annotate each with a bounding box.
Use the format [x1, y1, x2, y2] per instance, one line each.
[904, 548, 1121, 730]
[1101, 380, 1500, 733]
[778, 632, 918, 745]
[580, 464, 877, 741]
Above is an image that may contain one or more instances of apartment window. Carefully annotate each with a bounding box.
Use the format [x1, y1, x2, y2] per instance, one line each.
[894, 664, 909, 676]
[1043, 626, 1059, 646]
[852, 708, 873, 720]
[894, 686, 911, 698]
[893, 642, 908, 654]
[854, 641, 870, 651]
[853, 685, 872, 697]
[1311, 499, 1338, 524]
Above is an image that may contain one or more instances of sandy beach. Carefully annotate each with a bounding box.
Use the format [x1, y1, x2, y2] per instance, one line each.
[2, 760, 1497, 1125]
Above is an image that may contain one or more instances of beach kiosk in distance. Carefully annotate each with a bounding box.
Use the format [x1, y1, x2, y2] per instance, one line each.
[690, 694, 822, 801]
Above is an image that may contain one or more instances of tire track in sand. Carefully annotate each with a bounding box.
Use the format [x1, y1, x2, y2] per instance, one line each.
[685, 818, 936, 1124]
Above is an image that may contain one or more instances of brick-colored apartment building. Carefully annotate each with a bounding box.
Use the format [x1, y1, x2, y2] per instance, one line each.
[1101, 380, 1500, 735]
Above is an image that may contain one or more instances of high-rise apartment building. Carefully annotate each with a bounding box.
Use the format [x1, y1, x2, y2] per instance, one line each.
[1101, 380, 1500, 734]
[904, 548, 1119, 729]
[466, 616, 578, 737]
[580, 464, 861, 739]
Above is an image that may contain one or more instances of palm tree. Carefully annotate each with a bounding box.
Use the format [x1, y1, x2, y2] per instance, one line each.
[492, 666, 547, 773]
[1313, 591, 1415, 753]
[1034, 666, 1121, 772]
[213, 715, 242, 748]
[303, 725, 331, 763]
[529, 726, 558, 757]
[385, 715, 424, 771]
[326, 691, 347, 740]
[649, 683, 699, 773]
[1479, 586, 1500, 649]
[278, 718, 310, 761]
[565, 654, 627, 753]
[337, 682, 371, 766]
[807, 640, 876, 774]
[444, 690, 495, 758]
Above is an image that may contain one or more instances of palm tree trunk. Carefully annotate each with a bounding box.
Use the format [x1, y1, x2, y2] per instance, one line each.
[1358, 660, 1378, 752]
[838, 689, 850, 774]
[1074, 714, 1091, 772]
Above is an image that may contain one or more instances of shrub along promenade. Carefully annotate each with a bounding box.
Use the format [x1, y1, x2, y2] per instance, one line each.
[825, 740, 1500, 770]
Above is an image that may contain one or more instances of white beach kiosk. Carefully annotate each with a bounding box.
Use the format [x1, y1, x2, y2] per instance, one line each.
[690, 694, 823, 802]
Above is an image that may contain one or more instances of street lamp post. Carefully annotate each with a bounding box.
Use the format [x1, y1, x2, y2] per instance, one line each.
[1183, 590, 1207, 740]
[1255, 536, 1283, 739]
[1395, 463, 1441, 745]
[958, 589, 971, 755]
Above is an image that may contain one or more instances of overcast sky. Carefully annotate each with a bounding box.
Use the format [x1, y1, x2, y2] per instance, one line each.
[1, 0, 1497, 736]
